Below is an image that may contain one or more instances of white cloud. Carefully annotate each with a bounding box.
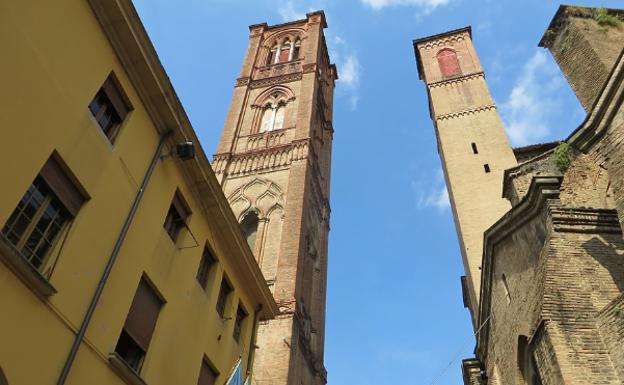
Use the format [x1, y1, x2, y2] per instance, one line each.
[360, 0, 452, 11]
[411, 169, 450, 211]
[499, 50, 566, 146]
[277, 1, 306, 21]
[328, 34, 362, 109]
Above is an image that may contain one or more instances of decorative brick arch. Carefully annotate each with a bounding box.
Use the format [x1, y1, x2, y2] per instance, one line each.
[251, 86, 296, 133]
[262, 28, 306, 65]
[227, 178, 284, 282]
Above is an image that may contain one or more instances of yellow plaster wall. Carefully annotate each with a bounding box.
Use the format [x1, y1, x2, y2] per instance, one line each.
[0, 1, 262, 384]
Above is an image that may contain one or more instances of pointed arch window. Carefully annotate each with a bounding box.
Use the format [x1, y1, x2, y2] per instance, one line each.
[437, 48, 461, 77]
[240, 211, 259, 251]
[292, 39, 301, 60]
[279, 40, 291, 63]
[259, 103, 286, 132]
[267, 44, 278, 65]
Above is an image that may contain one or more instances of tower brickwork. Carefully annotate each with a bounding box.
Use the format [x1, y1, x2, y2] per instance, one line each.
[413, 28, 517, 325]
[539, 6, 624, 112]
[212, 11, 336, 385]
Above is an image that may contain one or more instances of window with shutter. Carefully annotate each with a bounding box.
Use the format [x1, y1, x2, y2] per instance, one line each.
[164, 190, 191, 242]
[115, 277, 163, 372]
[216, 278, 233, 318]
[88, 72, 132, 143]
[197, 359, 218, 385]
[1, 153, 86, 273]
[196, 246, 216, 289]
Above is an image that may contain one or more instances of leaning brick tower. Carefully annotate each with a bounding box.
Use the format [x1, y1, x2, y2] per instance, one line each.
[212, 11, 336, 385]
[413, 27, 517, 326]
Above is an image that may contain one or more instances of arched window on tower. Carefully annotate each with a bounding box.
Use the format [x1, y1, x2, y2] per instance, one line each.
[518, 336, 543, 385]
[279, 40, 291, 63]
[259, 103, 286, 132]
[437, 48, 461, 77]
[291, 39, 301, 61]
[273, 104, 285, 130]
[260, 105, 274, 132]
[267, 44, 278, 65]
[240, 211, 259, 251]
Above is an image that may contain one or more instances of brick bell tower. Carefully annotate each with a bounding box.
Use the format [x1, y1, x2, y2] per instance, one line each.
[212, 11, 336, 385]
[413, 28, 517, 327]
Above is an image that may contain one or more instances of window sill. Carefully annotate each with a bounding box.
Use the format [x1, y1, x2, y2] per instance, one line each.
[108, 353, 148, 385]
[0, 236, 57, 297]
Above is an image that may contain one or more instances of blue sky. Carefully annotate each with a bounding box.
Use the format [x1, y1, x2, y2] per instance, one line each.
[133, 1, 620, 384]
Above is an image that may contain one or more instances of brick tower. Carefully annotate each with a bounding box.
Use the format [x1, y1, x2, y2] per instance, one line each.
[413, 28, 517, 325]
[212, 11, 336, 385]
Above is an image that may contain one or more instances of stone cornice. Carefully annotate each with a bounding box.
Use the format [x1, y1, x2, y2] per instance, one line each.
[550, 207, 621, 234]
[435, 104, 497, 121]
[213, 140, 310, 177]
[250, 72, 303, 89]
[428, 71, 484, 88]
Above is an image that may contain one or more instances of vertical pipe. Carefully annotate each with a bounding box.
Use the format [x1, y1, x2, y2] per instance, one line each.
[246, 305, 263, 383]
[56, 130, 172, 385]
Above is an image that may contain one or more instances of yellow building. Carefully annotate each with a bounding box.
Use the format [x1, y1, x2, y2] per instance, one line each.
[0, 1, 277, 384]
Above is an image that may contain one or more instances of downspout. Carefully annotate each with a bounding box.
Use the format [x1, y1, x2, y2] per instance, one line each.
[245, 305, 263, 382]
[56, 130, 173, 385]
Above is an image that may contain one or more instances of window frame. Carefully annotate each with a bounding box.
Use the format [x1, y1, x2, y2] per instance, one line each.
[216, 277, 233, 319]
[163, 190, 191, 242]
[196, 245, 217, 289]
[232, 304, 248, 343]
[1, 153, 86, 277]
[88, 72, 133, 143]
[114, 276, 164, 374]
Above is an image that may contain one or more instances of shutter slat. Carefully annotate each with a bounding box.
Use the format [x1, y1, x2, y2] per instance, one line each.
[124, 279, 162, 351]
[39, 155, 85, 217]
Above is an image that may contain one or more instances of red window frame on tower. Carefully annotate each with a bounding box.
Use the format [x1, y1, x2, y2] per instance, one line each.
[437, 49, 461, 77]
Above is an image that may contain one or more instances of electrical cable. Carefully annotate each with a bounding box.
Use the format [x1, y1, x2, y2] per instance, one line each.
[427, 312, 493, 385]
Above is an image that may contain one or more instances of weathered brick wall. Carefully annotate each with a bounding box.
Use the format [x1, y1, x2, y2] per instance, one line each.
[485, 206, 548, 384]
[597, 294, 624, 380]
[532, 323, 565, 385]
[541, 225, 624, 384]
[541, 9, 624, 112]
[505, 152, 560, 206]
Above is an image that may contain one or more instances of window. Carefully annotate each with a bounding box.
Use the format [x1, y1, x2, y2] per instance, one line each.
[292, 39, 301, 60]
[88, 73, 132, 143]
[196, 246, 216, 289]
[164, 191, 190, 241]
[279, 40, 291, 63]
[240, 211, 259, 251]
[233, 305, 247, 343]
[484, 164, 491, 173]
[267, 44, 278, 65]
[437, 48, 461, 77]
[216, 278, 233, 318]
[259, 104, 286, 133]
[115, 278, 163, 372]
[197, 359, 218, 385]
[471, 142, 478, 154]
[1, 154, 85, 272]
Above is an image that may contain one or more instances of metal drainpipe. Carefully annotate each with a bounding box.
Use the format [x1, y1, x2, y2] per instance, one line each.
[246, 305, 263, 382]
[56, 130, 173, 385]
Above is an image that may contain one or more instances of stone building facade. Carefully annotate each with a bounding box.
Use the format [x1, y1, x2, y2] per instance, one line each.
[416, 5, 624, 385]
[212, 12, 337, 385]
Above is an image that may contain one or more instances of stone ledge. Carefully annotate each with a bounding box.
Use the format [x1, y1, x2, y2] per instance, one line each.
[0, 235, 57, 297]
[108, 353, 148, 385]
